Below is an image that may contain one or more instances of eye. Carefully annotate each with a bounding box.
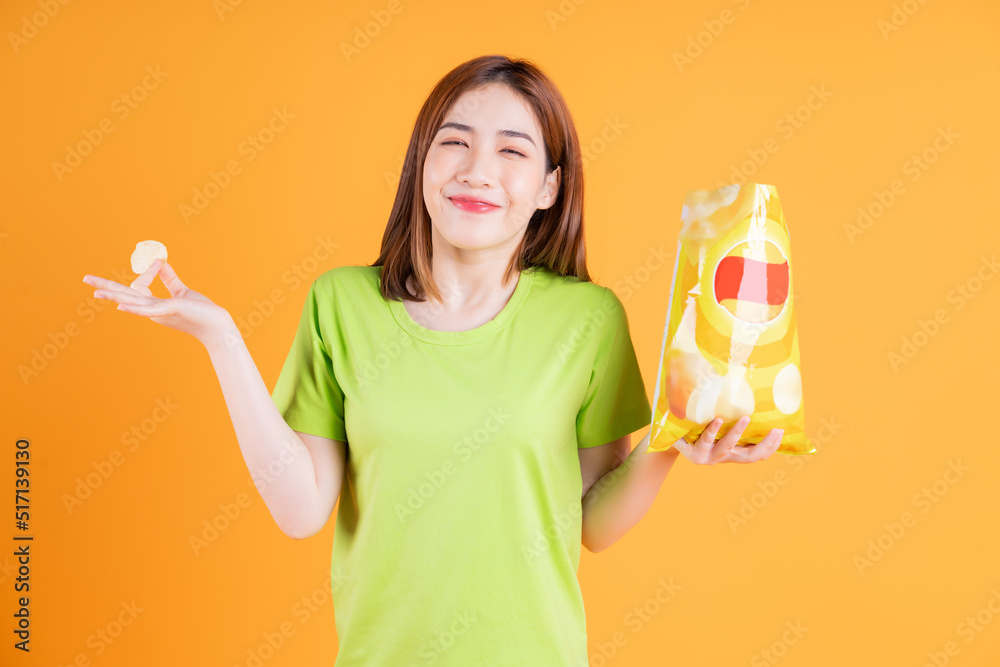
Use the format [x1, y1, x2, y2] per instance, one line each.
[440, 140, 526, 158]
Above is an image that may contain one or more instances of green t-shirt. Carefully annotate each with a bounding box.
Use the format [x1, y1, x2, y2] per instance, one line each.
[270, 264, 651, 666]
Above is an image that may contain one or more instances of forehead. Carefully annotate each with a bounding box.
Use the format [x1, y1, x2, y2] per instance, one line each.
[444, 84, 539, 132]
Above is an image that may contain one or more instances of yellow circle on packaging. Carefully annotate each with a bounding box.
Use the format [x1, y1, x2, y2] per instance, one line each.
[698, 216, 793, 347]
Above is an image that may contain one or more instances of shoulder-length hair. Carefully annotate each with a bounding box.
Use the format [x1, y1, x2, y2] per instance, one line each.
[370, 54, 591, 303]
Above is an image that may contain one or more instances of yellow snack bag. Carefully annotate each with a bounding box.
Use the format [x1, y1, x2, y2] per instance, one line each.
[646, 183, 815, 455]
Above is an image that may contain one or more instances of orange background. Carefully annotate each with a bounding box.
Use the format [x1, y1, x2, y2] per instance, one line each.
[3, 0, 999, 665]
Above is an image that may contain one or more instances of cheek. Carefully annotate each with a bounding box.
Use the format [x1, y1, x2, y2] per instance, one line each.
[423, 153, 455, 192]
[422, 158, 442, 204]
[422, 157, 435, 188]
[506, 163, 544, 195]
[503, 169, 543, 213]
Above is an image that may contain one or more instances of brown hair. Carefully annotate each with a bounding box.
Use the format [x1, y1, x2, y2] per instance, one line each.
[370, 54, 591, 303]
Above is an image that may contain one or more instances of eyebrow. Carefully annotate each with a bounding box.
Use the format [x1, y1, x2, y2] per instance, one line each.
[437, 121, 536, 147]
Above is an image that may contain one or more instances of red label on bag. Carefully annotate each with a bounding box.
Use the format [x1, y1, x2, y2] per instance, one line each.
[714, 241, 789, 322]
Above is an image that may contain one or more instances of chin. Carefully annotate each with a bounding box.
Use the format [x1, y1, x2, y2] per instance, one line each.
[442, 233, 503, 251]
[435, 217, 507, 248]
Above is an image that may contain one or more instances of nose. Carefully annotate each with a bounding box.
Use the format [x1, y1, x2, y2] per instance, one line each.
[456, 142, 497, 189]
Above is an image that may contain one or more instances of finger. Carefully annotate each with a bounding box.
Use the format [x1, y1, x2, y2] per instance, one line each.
[709, 430, 740, 464]
[718, 416, 751, 448]
[732, 430, 784, 464]
[671, 433, 704, 464]
[92, 286, 131, 301]
[709, 419, 752, 463]
[672, 435, 693, 453]
[704, 416, 750, 464]
[157, 260, 188, 297]
[84, 274, 144, 294]
[130, 258, 163, 293]
[129, 258, 163, 291]
[716, 447, 751, 464]
[680, 419, 721, 464]
[694, 418, 723, 450]
[696, 417, 739, 463]
[759, 429, 785, 460]
[100, 291, 159, 307]
[90, 283, 150, 303]
[117, 297, 175, 317]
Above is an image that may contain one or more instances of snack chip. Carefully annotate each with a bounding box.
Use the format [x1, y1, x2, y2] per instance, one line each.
[646, 183, 815, 455]
[131, 240, 168, 274]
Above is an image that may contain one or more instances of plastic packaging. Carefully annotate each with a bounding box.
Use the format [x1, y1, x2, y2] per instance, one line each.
[646, 183, 815, 455]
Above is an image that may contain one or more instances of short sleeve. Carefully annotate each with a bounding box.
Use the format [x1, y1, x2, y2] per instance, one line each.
[576, 288, 652, 449]
[270, 280, 348, 442]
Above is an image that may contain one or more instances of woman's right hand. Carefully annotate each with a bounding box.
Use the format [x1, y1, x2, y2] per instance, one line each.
[82, 258, 235, 347]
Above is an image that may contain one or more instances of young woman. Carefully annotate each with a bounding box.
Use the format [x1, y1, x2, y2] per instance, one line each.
[83, 55, 783, 666]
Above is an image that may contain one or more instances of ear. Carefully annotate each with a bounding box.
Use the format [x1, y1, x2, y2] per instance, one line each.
[537, 165, 561, 210]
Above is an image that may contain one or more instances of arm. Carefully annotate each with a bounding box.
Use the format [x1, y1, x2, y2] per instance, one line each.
[579, 430, 680, 553]
[291, 431, 347, 538]
[203, 321, 346, 540]
[579, 418, 784, 552]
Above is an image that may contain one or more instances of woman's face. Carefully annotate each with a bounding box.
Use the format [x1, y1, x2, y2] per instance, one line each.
[422, 83, 560, 259]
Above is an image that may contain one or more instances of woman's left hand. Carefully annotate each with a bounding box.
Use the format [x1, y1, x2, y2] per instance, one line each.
[673, 416, 783, 465]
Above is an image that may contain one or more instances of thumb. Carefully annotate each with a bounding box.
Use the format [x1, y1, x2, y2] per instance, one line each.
[129, 257, 163, 293]
[158, 259, 188, 296]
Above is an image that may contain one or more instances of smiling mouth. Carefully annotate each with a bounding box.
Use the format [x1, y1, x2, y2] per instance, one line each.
[448, 197, 502, 213]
